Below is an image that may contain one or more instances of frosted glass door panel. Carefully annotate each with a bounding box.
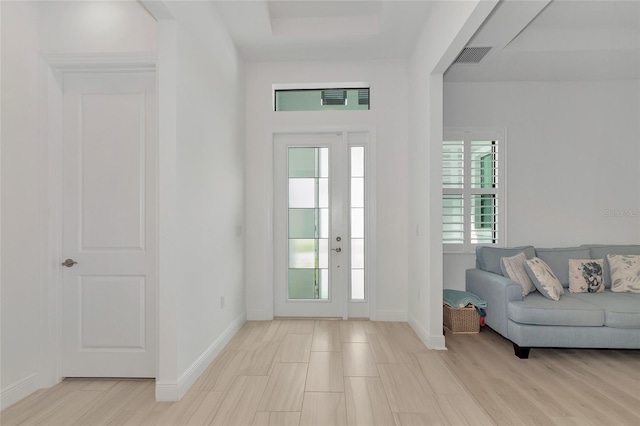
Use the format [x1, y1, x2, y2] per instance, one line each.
[350, 146, 366, 301]
[289, 179, 317, 208]
[350, 209, 365, 239]
[288, 147, 330, 300]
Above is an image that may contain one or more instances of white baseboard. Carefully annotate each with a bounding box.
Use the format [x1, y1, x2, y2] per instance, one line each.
[155, 313, 246, 402]
[246, 309, 273, 321]
[374, 310, 407, 322]
[408, 314, 447, 350]
[154, 381, 179, 402]
[1, 373, 40, 410]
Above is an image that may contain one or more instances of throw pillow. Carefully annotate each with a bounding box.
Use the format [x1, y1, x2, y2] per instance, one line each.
[608, 254, 640, 293]
[536, 247, 590, 287]
[476, 245, 536, 276]
[568, 259, 604, 293]
[501, 252, 536, 296]
[524, 257, 565, 301]
[588, 245, 640, 288]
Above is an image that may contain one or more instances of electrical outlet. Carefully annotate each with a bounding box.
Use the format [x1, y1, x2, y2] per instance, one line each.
[220, 296, 225, 309]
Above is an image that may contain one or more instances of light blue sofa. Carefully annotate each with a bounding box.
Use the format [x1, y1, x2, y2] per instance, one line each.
[466, 244, 640, 358]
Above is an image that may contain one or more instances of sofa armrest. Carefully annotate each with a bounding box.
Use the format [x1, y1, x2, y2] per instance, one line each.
[466, 268, 523, 339]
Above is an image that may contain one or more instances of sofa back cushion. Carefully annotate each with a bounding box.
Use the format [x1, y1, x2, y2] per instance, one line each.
[535, 247, 590, 288]
[476, 245, 536, 276]
[587, 245, 640, 288]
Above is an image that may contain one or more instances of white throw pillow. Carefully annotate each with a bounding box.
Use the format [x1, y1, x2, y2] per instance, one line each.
[608, 254, 640, 293]
[501, 252, 536, 296]
[524, 257, 564, 301]
[568, 259, 604, 293]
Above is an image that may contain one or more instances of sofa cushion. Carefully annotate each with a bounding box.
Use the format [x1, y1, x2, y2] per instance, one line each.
[476, 245, 536, 276]
[568, 292, 640, 328]
[508, 292, 604, 326]
[535, 247, 591, 287]
[587, 245, 640, 288]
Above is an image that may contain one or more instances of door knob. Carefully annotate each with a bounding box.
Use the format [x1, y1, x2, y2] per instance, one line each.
[331, 247, 342, 253]
[61, 258, 78, 267]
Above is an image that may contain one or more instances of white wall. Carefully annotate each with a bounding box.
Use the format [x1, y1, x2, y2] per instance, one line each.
[244, 60, 409, 321]
[155, 1, 245, 400]
[0, 0, 44, 409]
[407, 0, 496, 348]
[443, 80, 640, 289]
[38, 0, 156, 54]
[1, 0, 158, 409]
[2, 0, 245, 406]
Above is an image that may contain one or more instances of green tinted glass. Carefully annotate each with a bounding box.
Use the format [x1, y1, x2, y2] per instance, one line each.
[275, 89, 370, 111]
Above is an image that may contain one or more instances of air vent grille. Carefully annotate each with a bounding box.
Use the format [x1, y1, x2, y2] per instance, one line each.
[454, 47, 492, 64]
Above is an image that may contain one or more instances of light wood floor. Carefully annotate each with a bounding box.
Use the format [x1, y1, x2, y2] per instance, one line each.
[2, 320, 639, 425]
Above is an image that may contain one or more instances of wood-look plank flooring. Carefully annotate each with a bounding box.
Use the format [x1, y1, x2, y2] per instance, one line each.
[2, 320, 639, 425]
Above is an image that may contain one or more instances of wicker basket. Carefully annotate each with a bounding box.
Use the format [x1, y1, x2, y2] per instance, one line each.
[443, 304, 480, 334]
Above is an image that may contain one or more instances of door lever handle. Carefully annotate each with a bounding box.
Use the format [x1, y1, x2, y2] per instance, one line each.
[62, 258, 78, 267]
[331, 247, 342, 253]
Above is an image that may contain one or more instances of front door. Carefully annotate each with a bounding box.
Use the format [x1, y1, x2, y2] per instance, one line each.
[274, 132, 370, 318]
[61, 71, 156, 377]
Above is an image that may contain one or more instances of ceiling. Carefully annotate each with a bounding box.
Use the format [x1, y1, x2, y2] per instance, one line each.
[213, 0, 433, 61]
[213, 0, 640, 81]
[445, 0, 640, 81]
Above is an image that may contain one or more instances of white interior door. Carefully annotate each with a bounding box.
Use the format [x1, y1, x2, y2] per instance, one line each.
[274, 132, 370, 318]
[61, 72, 156, 377]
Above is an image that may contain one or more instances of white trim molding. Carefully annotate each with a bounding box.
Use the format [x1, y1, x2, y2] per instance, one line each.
[246, 309, 273, 321]
[42, 52, 157, 73]
[408, 314, 447, 350]
[40, 53, 161, 402]
[375, 310, 407, 322]
[0, 373, 40, 410]
[155, 313, 246, 401]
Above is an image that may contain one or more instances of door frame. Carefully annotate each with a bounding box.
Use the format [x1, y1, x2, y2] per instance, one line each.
[40, 53, 158, 388]
[270, 127, 377, 320]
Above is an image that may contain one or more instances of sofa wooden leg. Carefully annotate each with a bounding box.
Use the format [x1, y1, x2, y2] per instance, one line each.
[513, 343, 530, 359]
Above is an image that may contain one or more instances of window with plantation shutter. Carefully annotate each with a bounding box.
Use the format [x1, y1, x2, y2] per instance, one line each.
[443, 129, 506, 252]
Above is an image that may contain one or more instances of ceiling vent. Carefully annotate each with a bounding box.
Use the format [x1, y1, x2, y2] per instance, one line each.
[453, 47, 492, 64]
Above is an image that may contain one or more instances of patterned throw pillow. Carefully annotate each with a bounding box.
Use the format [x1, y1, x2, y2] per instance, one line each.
[568, 259, 604, 293]
[501, 252, 536, 296]
[608, 254, 640, 293]
[524, 257, 565, 301]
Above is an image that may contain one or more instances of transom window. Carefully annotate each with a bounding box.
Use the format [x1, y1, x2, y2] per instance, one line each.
[274, 87, 370, 111]
[443, 129, 506, 253]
